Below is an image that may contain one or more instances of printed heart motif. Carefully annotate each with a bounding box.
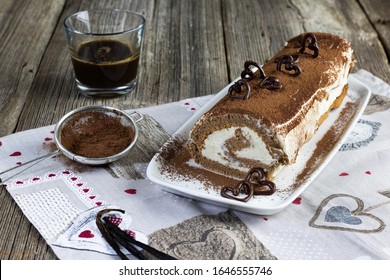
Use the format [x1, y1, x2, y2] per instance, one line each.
[62, 171, 71, 175]
[10, 151, 21, 157]
[169, 229, 236, 260]
[44, 137, 53, 141]
[325, 206, 362, 225]
[95, 202, 102, 206]
[365, 171, 372, 175]
[124, 188, 137, 194]
[76, 183, 83, 187]
[340, 120, 381, 151]
[339, 172, 349, 176]
[309, 194, 385, 233]
[70, 177, 77, 181]
[78, 230, 94, 238]
[48, 173, 56, 177]
[32, 177, 40, 181]
[0, 141, 2, 146]
[292, 197, 301, 205]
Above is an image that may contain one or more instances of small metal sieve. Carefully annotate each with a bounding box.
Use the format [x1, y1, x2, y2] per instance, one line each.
[0, 105, 143, 183]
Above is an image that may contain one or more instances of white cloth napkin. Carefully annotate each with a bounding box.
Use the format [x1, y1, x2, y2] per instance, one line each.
[1, 70, 389, 260]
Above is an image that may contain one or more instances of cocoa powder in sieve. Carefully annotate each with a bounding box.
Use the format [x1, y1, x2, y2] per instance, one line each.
[60, 111, 135, 158]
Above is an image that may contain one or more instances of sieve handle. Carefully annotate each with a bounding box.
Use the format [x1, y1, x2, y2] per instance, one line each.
[127, 111, 143, 123]
[0, 150, 62, 184]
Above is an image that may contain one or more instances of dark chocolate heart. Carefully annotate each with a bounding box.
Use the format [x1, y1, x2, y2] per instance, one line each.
[241, 60, 266, 80]
[228, 79, 251, 100]
[221, 181, 253, 202]
[259, 76, 282, 90]
[245, 167, 276, 196]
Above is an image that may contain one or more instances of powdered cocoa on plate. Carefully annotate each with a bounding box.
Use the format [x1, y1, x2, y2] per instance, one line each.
[60, 111, 135, 158]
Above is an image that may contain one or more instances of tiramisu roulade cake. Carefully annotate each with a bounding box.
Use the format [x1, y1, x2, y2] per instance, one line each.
[188, 32, 354, 180]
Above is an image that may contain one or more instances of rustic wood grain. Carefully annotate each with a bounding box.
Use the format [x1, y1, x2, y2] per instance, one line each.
[359, 0, 390, 61]
[0, 0, 389, 260]
[107, 114, 171, 180]
[222, 0, 389, 82]
[0, 0, 66, 137]
[15, 0, 228, 133]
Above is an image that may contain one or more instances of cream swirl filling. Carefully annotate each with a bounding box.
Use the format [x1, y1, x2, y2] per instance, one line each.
[201, 126, 277, 172]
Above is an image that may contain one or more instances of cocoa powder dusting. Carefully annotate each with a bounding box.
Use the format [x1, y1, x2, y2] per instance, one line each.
[158, 102, 358, 198]
[290, 102, 358, 191]
[157, 137, 239, 191]
[60, 111, 134, 158]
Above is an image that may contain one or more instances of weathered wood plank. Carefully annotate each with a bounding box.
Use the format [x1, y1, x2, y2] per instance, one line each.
[359, 0, 390, 62]
[15, 0, 228, 133]
[0, 0, 66, 260]
[222, 0, 390, 83]
[0, 0, 66, 137]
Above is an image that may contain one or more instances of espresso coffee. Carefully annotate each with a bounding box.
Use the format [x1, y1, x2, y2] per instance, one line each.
[71, 40, 139, 89]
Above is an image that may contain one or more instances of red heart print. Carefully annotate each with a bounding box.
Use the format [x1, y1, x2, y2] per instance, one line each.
[263, 217, 268, 221]
[292, 197, 301, 205]
[124, 189, 137, 194]
[16, 162, 22, 165]
[76, 183, 83, 187]
[0, 141, 2, 147]
[191, 108, 196, 111]
[70, 177, 77, 181]
[62, 171, 71, 175]
[89, 195, 96, 199]
[365, 171, 372, 175]
[48, 173, 56, 177]
[16, 181, 24, 184]
[44, 137, 53, 141]
[82, 188, 89, 193]
[10, 152, 21, 157]
[95, 202, 102, 206]
[50, 131, 54, 134]
[339, 172, 349, 176]
[184, 102, 190, 106]
[78, 230, 94, 238]
[32, 177, 40, 181]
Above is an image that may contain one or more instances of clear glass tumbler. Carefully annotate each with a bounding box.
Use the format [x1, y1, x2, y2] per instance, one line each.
[64, 9, 145, 97]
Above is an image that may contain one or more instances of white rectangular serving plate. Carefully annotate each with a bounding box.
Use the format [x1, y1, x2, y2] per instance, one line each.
[147, 76, 371, 215]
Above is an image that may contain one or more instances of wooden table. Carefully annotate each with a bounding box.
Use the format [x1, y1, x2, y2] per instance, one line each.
[0, 0, 389, 260]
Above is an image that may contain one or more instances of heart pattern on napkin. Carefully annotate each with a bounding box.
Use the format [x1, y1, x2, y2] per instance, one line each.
[148, 211, 277, 260]
[170, 229, 236, 260]
[339, 119, 381, 151]
[52, 205, 147, 255]
[78, 230, 94, 238]
[309, 194, 385, 233]
[325, 206, 362, 225]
